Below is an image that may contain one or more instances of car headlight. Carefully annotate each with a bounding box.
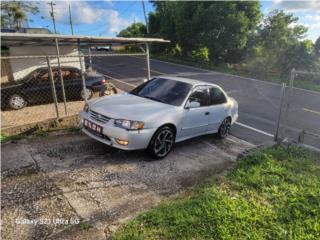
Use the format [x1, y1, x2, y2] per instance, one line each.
[83, 103, 89, 112]
[114, 119, 144, 130]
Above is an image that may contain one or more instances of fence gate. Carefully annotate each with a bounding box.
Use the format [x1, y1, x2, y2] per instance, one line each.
[276, 69, 320, 150]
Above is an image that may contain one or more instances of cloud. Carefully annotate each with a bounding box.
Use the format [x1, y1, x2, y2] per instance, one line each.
[38, 1, 132, 34]
[271, 0, 320, 13]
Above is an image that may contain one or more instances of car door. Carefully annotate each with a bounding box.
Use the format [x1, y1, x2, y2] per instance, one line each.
[207, 87, 228, 132]
[179, 86, 211, 138]
[22, 69, 55, 104]
[59, 68, 83, 100]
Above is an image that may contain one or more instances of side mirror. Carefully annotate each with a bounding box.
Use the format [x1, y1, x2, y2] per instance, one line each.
[186, 101, 200, 109]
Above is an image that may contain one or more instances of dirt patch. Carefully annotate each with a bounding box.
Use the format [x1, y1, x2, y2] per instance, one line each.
[1, 131, 254, 239]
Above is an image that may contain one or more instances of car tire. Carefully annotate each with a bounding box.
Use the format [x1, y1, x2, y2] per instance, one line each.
[80, 88, 93, 100]
[217, 117, 231, 139]
[8, 94, 27, 110]
[146, 125, 175, 159]
[99, 84, 117, 97]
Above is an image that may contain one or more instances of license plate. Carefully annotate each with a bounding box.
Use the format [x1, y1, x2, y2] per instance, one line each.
[84, 119, 102, 134]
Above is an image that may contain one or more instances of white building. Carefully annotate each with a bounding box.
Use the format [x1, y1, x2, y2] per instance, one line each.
[9, 45, 82, 80]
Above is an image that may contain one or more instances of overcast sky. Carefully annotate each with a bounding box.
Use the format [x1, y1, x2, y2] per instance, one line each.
[26, 0, 320, 42]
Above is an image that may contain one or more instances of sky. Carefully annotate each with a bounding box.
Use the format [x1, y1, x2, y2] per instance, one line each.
[23, 0, 320, 42]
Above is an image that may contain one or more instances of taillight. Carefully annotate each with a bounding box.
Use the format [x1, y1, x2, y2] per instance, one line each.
[101, 79, 106, 84]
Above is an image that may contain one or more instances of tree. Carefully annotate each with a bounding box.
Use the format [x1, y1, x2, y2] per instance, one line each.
[255, 10, 312, 78]
[148, 1, 261, 63]
[315, 36, 320, 56]
[117, 22, 147, 38]
[1, 1, 38, 30]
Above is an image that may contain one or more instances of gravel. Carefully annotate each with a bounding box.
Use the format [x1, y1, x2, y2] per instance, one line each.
[1, 131, 254, 239]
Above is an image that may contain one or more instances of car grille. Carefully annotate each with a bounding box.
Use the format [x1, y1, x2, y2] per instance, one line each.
[89, 110, 110, 124]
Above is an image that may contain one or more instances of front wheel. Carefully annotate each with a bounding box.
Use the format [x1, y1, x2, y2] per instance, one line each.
[147, 126, 175, 159]
[217, 117, 231, 139]
[8, 94, 27, 110]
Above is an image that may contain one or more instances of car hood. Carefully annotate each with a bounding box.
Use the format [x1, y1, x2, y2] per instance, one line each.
[89, 93, 176, 120]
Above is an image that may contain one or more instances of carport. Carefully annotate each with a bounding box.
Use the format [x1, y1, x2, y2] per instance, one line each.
[0, 33, 169, 121]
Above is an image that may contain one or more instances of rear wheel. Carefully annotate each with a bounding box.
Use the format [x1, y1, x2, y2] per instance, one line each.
[80, 88, 93, 100]
[217, 117, 231, 139]
[9, 94, 27, 110]
[100, 84, 117, 96]
[147, 126, 175, 159]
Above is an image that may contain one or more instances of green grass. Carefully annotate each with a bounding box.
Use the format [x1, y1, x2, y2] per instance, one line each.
[113, 146, 320, 240]
[152, 55, 320, 92]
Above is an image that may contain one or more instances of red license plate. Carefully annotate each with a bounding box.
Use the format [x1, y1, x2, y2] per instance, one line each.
[84, 119, 102, 134]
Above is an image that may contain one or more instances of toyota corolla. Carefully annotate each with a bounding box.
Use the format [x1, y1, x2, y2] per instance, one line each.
[79, 77, 238, 159]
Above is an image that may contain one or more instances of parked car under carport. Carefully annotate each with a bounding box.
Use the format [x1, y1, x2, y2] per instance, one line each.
[1, 67, 117, 110]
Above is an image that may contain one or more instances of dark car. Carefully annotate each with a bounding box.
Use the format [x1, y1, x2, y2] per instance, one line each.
[1, 67, 113, 110]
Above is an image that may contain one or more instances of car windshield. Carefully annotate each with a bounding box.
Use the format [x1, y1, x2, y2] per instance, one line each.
[130, 78, 192, 106]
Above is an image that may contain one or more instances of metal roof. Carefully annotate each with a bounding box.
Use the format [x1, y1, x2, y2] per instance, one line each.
[1, 33, 170, 47]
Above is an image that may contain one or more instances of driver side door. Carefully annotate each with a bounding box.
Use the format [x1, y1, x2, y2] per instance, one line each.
[179, 86, 211, 139]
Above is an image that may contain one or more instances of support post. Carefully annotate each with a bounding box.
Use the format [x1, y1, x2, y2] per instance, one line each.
[146, 43, 151, 81]
[88, 46, 93, 71]
[55, 38, 68, 115]
[274, 83, 286, 142]
[77, 39, 88, 103]
[46, 56, 59, 118]
[282, 68, 295, 142]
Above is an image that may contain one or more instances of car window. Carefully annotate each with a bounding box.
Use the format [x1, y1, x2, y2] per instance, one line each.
[210, 87, 227, 105]
[188, 87, 210, 107]
[63, 69, 81, 80]
[37, 70, 58, 82]
[130, 78, 192, 106]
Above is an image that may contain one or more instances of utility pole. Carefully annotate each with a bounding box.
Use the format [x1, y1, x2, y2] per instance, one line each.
[141, 0, 149, 34]
[69, 3, 74, 35]
[141, 0, 150, 80]
[48, 1, 57, 34]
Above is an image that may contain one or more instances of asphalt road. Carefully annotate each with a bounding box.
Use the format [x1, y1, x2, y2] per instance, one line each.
[89, 54, 320, 148]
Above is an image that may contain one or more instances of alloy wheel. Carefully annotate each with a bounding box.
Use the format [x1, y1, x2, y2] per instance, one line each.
[153, 129, 174, 158]
[219, 118, 231, 138]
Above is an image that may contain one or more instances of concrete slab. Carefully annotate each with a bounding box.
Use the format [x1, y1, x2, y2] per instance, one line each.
[1, 143, 37, 177]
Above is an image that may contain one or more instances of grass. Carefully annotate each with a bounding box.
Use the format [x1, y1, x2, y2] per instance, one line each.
[113, 145, 320, 240]
[0, 127, 80, 143]
[152, 54, 320, 92]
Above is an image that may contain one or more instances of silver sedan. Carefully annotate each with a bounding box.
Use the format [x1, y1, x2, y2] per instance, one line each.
[79, 76, 238, 159]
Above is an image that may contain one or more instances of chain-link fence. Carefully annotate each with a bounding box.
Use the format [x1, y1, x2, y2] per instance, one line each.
[275, 69, 320, 150]
[1, 50, 147, 129]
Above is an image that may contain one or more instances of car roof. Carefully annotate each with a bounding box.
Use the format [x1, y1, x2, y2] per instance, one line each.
[159, 76, 220, 88]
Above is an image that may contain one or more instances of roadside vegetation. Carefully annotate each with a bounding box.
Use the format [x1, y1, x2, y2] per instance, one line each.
[113, 145, 320, 239]
[118, 2, 320, 91]
[0, 127, 79, 143]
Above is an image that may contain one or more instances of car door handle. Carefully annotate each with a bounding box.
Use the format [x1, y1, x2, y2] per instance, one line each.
[205, 112, 210, 115]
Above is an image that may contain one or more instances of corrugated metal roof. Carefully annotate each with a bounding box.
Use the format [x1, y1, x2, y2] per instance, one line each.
[1, 33, 170, 47]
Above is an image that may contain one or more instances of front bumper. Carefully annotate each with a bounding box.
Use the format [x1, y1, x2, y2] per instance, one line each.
[79, 111, 156, 150]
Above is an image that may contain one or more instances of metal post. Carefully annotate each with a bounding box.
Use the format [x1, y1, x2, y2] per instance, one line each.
[274, 83, 286, 142]
[55, 38, 68, 115]
[146, 43, 151, 81]
[46, 56, 60, 118]
[88, 46, 93, 71]
[77, 39, 88, 103]
[282, 68, 295, 142]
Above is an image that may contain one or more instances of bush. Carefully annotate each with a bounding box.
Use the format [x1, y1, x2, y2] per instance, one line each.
[191, 47, 209, 62]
